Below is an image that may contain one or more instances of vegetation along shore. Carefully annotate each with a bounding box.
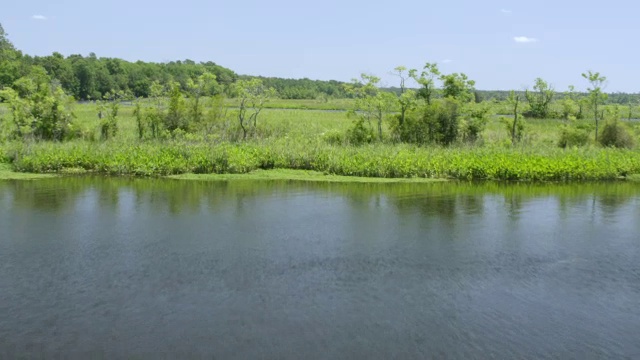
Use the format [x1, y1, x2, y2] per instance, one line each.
[1, 23, 640, 182]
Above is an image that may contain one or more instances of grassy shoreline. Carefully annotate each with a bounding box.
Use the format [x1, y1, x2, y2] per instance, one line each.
[3, 140, 640, 182]
[168, 169, 446, 183]
[0, 163, 56, 180]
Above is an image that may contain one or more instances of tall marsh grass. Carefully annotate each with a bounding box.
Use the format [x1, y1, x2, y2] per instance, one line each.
[4, 139, 640, 181]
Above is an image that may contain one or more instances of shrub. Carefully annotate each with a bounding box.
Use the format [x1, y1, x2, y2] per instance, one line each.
[346, 118, 374, 145]
[322, 129, 344, 145]
[500, 116, 526, 144]
[558, 126, 590, 148]
[599, 120, 635, 148]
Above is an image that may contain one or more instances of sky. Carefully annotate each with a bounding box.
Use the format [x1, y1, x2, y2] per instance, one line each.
[2, 0, 640, 92]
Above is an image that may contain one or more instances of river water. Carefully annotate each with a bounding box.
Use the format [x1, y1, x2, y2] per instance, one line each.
[1, 178, 639, 359]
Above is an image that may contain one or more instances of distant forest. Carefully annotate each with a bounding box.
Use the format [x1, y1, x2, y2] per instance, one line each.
[1, 23, 638, 103]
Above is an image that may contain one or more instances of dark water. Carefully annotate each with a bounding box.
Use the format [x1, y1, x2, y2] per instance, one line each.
[1, 178, 639, 359]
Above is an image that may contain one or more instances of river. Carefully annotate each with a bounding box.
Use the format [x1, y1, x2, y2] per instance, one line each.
[1, 178, 639, 359]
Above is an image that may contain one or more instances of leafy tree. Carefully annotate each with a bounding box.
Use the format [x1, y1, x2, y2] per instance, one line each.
[560, 85, 579, 120]
[507, 91, 523, 145]
[424, 99, 461, 145]
[581, 70, 608, 141]
[412, 62, 440, 105]
[0, 66, 75, 140]
[233, 78, 275, 140]
[165, 81, 188, 135]
[392, 66, 417, 127]
[97, 90, 126, 140]
[440, 72, 475, 102]
[524, 78, 554, 118]
[0, 24, 24, 89]
[344, 74, 396, 141]
[460, 102, 491, 143]
[186, 72, 218, 127]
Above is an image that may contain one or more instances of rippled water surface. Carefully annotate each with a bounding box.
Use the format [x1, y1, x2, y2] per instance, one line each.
[1, 178, 639, 359]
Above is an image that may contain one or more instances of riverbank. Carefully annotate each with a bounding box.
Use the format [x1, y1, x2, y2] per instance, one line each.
[168, 169, 445, 183]
[0, 163, 56, 180]
[3, 140, 640, 181]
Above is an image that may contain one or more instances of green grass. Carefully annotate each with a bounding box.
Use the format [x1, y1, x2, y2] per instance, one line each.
[4, 100, 640, 181]
[5, 140, 640, 181]
[224, 98, 355, 111]
[0, 162, 56, 180]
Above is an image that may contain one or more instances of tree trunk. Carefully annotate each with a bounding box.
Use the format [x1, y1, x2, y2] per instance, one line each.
[511, 95, 520, 145]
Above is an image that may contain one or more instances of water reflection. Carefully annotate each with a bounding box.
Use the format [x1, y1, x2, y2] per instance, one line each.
[1, 177, 639, 358]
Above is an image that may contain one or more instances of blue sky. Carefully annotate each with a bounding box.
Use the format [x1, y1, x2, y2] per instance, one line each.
[2, 0, 639, 92]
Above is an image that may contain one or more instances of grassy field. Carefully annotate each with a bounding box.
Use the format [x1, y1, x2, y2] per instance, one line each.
[2, 101, 640, 181]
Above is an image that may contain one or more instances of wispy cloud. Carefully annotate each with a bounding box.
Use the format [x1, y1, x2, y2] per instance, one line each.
[441, 59, 453, 64]
[500, 9, 512, 14]
[32, 15, 47, 20]
[513, 36, 538, 43]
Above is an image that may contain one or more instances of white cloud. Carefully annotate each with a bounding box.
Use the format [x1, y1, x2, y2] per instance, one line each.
[441, 59, 453, 64]
[32, 15, 47, 20]
[513, 36, 538, 43]
[500, 9, 512, 14]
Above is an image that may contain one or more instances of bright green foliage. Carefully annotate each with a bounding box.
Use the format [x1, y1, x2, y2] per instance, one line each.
[524, 78, 554, 118]
[392, 66, 417, 127]
[460, 102, 491, 143]
[501, 116, 526, 145]
[420, 99, 460, 145]
[558, 122, 590, 148]
[0, 24, 24, 89]
[97, 90, 127, 140]
[560, 86, 579, 120]
[6, 140, 640, 181]
[440, 73, 475, 102]
[198, 94, 227, 137]
[413, 63, 441, 105]
[133, 101, 144, 139]
[186, 72, 218, 126]
[582, 70, 608, 141]
[165, 82, 188, 135]
[0, 67, 75, 140]
[345, 117, 375, 145]
[344, 74, 396, 142]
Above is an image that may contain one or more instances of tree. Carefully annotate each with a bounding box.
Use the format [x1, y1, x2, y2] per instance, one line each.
[392, 66, 417, 127]
[0, 66, 75, 140]
[507, 91, 523, 145]
[97, 90, 126, 140]
[165, 81, 187, 135]
[0, 23, 23, 89]
[344, 74, 396, 141]
[524, 78, 554, 118]
[581, 70, 607, 141]
[233, 78, 275, 140]
[560, 85, 579, 120]
[440, 72, 475, 102]
[412, 62, 440, 105]
[186, 72, 218, 127]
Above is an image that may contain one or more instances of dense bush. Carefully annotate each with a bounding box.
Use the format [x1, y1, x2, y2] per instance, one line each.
[558, 122, 591, 148]
[599, 120, 635, 148]
[345, 118, 374, 145]
[392, 99, 460, 145]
